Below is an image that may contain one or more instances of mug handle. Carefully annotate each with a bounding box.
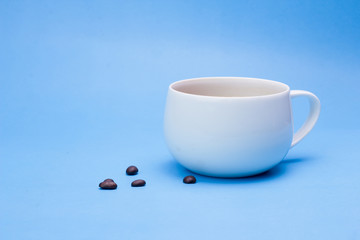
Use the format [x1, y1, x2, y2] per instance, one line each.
[290, 90, 321, 148]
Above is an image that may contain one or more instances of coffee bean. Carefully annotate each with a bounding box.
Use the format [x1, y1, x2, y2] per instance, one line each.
[131, 179, 146, 187]
[99, 179, 117, 189]
[183, 175, 196, 184]
[126, 166, 139, 175]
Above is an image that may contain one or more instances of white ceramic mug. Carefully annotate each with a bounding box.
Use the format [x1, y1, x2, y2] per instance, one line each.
[164, 77, 320, 177]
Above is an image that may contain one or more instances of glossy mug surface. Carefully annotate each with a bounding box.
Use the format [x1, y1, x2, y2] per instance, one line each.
[164, 77, 320, 177]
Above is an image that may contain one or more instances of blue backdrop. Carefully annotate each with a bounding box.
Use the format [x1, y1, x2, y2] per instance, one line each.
[1, 1, 359, 239]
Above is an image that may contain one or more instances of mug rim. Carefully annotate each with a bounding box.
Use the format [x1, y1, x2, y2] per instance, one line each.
[169, 77, 290, 99]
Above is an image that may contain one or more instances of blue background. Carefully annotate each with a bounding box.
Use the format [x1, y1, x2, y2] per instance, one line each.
[1, 0, 360, 239]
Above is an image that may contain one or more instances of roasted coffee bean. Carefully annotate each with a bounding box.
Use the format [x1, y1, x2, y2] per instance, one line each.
[99, 178, 115, 187]
[99, 180, 117, 189]
[126, 166, 139, 175]
[131, 179, 146, 187]
[183, 175, 196, 184]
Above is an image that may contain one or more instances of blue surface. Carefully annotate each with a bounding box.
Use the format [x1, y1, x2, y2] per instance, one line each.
[1, 1, 360, 239]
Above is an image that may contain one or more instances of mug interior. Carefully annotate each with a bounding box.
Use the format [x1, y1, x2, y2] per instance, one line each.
[171, 77, 289, 97]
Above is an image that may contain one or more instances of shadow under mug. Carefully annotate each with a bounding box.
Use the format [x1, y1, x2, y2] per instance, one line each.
[164, 77, 320, 177]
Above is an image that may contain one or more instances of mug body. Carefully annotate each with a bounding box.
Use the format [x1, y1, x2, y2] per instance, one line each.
[164, 77, 293, 177]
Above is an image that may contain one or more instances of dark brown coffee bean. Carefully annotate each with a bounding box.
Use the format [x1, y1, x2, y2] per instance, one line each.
[99, 178, 115, 187]
[99, 180, 117, 189]
[126, 166, 138, 175]
[131, 179, 146, 187]
[183, 175, 196, 184]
